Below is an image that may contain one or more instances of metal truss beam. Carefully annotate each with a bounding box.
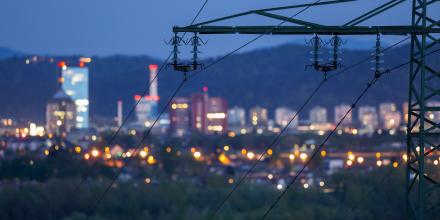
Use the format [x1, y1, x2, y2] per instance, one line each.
[172, 1, 440, 219]
[174, 25, 440, 35]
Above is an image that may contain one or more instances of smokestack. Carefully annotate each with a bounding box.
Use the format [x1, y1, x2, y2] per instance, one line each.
[117, 100, 123, 127]
[57, 61, 66, 89]
[149, 64, 158, 99]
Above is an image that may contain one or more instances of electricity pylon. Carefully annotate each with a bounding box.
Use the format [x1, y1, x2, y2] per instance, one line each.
[172, 0, 440, 219]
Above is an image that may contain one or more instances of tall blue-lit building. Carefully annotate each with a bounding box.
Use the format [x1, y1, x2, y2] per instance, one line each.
[62, 65, 89, 129]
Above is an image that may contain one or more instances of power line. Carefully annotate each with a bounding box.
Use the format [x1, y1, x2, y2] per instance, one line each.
[188, 0, 323, 80]
[70, 53, 171, 197]
[86, 79, 186, 218]
[83, 1, 212, 216]
[259, 47, 440, 220]
[206, 35, 410, 219]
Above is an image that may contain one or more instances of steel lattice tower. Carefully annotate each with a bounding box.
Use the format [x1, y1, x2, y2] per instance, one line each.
[407, 0, 440, 219]
[173, 0, 440, 219]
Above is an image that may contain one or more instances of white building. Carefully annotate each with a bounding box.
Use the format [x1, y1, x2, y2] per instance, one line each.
[309, 106, 327, 124]
[249, 106, 268, 128]
[334, 104, 352, 126]
[358, 106, 379, 133]
[275, 107, 298, 128]
[228, 106, 246, 131]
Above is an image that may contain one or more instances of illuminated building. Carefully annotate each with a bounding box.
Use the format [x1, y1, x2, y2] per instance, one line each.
[309, 106, 327, 124]
[170, 97, 190, 136]
[275, 107, 298, 128]
[427, 101, 440, 123]
[46, 89, 76, 135]
[191, 92, 209, 133]
[134, 64, 160, 125]
[358, 106, 379, 133]
[249, 106, 268, 129]
[228, 106, 246, 132]
[135, 95, 159, 125]
[191, 88, 228, 134]
[402, 101, 409, 124]
[62, 66, 89, 128]
[379, 102, 397, 125]
[383, 111, 401, 130]
[334, 104, 352, 126]
[206, 97, 228, 134]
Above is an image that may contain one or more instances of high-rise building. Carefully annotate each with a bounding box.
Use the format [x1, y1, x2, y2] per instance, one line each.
[62, 66, 89, 129]
[116, 100, 123, 127]
[191, 93, 209, 133]
[249, 106, 268, 128]
[334, 104, 352, 126]
[309, 106, 327, 124]
[190, 88, 228, 134]
[383, 111, 401, 130]
[403, 101, 409, 124]
[134, 64, 160, 125]
[135, 95, 159, 126]
[228, 106, 246, 131]
[46, 89, 76, 135]
[206, 97, 228, 134]
[169, 97, 190, 136]
[379, 102, 397, 123]
[275, 107, 298, 128]
[358, 106, 379, 132]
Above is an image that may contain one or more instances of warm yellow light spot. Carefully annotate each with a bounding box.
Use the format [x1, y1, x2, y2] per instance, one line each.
[166, 147, 172, 153]
[84, 153, 90, 160]
[218, 153, 231, 165]
[241, 148, 247, 155]
[434, 160, 439, 166]
[147, 155, 156, 165]
[228, 131, 236, 138]
[104, 147, 110, 153]
[348, 154, 355, 161]
[91, 149, 99, 157]
[193, 151, 202, 159]
[319, 181, 325, 187]
[223, 145, 230, 151]
[246, 152, 255, 160]
[352, 129, 358, 135]
[191, 147, 196, 153]
[392, 161, 399, 168]
[267, 149, 273, 156]
[228, 178, 234, 184]
[403, 154, 408, 162]
[357, 157, 364, 164]
[105, 153, 111, 159]
[44, 149, 50, 156]
[300, 152, 308, 161]
[139, 150, 148, 158]
[54, 145, 60, 151]
[126, 151, 132, 158]
[75, 146, 82, 153]
[267, 173, 274, 180]
[294, 150, 300, 156]
[376, 160, 383, 167]
[346, 160, 353, 166]
[375, 152, 381, 158]
[320, 150, 327, 157]
[289, 154, 295, 161]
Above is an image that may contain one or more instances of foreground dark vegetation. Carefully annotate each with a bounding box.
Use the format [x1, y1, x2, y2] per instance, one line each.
[2, 152, 434, 220]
